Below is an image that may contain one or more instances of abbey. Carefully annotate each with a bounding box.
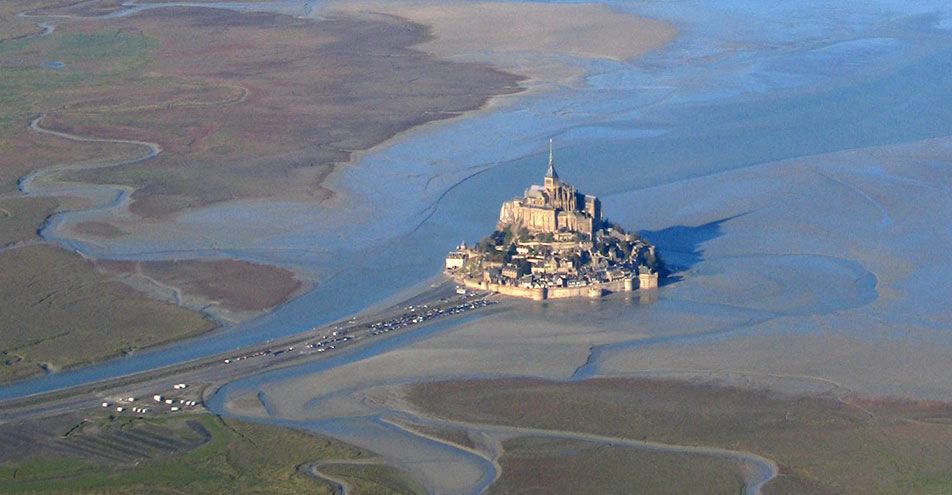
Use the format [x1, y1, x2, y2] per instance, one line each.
[445, 141, 662, 301]
[497, 143, 602, 237]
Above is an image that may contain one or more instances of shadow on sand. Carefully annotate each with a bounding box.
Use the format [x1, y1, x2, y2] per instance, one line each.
[639, 213, 748, 285]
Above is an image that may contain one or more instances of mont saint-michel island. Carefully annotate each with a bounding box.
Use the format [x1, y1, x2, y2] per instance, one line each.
[446, 143, 662, 300]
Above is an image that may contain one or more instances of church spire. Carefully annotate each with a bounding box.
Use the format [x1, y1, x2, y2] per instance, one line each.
[545, 139, 559, 180]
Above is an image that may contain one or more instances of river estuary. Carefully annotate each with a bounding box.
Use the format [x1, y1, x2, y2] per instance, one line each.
[5, 0, 952, 493]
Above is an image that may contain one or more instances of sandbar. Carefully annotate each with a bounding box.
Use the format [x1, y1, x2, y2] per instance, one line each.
[325, 1, 676, 62]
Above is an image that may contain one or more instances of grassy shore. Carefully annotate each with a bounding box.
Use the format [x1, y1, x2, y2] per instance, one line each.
[0, 3, 224, 384]
[408, 377, 952, 495]
[0, 411, 420, 494]
[0, 197, 58, 247]
[0, 244, 217, 384]
[320, 463, 427, 495]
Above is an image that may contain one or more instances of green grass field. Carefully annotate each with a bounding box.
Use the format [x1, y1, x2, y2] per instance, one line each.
[321, 463, 427, 495]
[0, 244, 216, 383]
[0, 197, 58, 247]
[0, 28, 156, 135]
[0, 412, 420, 494]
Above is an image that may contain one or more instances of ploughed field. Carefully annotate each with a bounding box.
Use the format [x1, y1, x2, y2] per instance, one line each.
[408, 377, 952, 495]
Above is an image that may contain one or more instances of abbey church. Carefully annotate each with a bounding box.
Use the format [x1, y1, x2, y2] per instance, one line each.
[446, 140, 660, 300]
[497, 142, 602, 237]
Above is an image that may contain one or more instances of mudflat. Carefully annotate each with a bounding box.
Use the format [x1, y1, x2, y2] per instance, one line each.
[327, 1, 676, 62]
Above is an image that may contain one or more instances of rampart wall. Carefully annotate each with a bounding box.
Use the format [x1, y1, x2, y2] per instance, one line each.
[457, 274, 650, 301]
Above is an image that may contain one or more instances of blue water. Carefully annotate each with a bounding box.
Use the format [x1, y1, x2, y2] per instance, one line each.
[4, 0, 952, 402]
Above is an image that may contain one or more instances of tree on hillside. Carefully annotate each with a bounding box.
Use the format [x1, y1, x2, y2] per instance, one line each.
[517, 259, 531, 277]
[517, 227, 530, 242]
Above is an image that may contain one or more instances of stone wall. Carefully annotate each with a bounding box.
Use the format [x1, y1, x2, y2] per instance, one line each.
[457, 274, 649, 301]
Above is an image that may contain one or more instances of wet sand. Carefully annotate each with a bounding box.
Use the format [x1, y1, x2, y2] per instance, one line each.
[326, 1, 676, 61]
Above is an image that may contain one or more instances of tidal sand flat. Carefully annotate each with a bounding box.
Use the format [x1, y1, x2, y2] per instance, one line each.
[590, 136, 952, 398]
[327, 1, 676, 61]
[488, 437, 745, 495]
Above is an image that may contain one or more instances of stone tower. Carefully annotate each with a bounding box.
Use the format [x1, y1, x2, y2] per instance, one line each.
[496, 139, 600, 236]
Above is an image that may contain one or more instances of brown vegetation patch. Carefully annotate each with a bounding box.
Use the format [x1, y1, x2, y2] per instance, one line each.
[61, 83, 245, 114]
[137, 258, 304, 312]
[4, 0, 522, 217]
[491, 437, 743, 495]
[0, 128, 143, 194]
[0, 1, 53, 42]
[46, 6, 522, 217]
[408, 377, 952, 495]
[41, 117, 157, 146]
